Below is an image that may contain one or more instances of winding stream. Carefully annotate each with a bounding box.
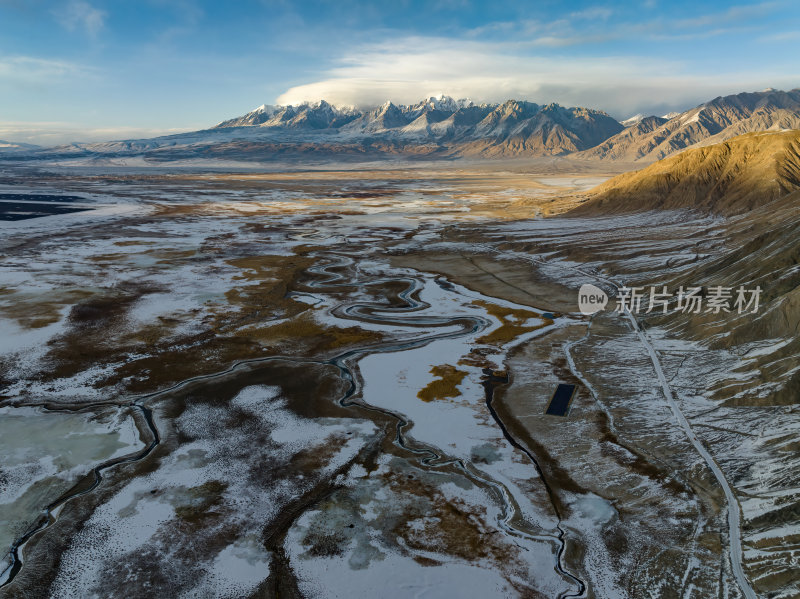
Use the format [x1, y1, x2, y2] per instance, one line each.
[1, 249, 587, 597]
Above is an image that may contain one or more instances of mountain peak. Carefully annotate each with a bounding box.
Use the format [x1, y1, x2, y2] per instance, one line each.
[621, 113, 647, 126]
[410, 95, 474, 113]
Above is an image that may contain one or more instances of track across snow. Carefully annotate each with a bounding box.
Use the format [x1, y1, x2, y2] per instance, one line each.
[474, 243, 757, 599]
[622, 309, 756, 599]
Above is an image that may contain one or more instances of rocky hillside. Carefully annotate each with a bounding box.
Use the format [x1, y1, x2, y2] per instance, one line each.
[571, 130, 800, 216]
[565, 128, 800, 407]
[577, 88, 800, 162]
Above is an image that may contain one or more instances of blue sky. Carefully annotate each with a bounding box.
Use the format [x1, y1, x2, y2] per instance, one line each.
[1, 0, 798, 143]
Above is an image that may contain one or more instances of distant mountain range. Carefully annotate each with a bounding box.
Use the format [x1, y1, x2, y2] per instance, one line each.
[576, 88, 800, 162]
[0, 140, 41, 153]
[211, 97, 624, 157]
[2, 89, 799, 163]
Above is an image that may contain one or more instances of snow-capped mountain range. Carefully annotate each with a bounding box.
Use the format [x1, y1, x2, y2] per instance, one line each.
[3, 90, 799, 163]
[577, 88, 800, 161]
[212, 94, 624, 155]
[215, 96, 480, 130]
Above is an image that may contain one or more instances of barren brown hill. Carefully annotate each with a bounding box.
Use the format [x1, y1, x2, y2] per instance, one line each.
[569, 130, 800, 406]
[570, 130, 800, 216]
[665, 186, 800, 405]
[575, 88, 800, 162]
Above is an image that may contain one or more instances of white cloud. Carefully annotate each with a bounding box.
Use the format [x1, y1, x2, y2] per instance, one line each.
[54, 0, 106, 37]
[672, 1, 780, 29]
[758, 30, 800, 42]
[274, 37, 799, 117]
[0, 55, 93, 87]
[570, 7, 613, 20]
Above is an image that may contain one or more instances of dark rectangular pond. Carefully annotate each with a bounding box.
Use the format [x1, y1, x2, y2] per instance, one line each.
[0, 202, 94, 221]
[545, 383, 576, 417]
[0, 197, 93, 221]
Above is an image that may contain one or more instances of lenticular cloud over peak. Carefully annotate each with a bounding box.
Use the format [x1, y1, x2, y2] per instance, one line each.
[274, 37, 799, 118]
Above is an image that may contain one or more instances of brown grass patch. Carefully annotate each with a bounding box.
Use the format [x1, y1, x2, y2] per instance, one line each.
[219, 254, 314, 328]
[88, 252, 134, 263]
[385, 470, 519, 569]
[235, 311, 378, 352]
[0, 289, 94, 329]
[174, 480, 228, 526]
[417, 364, 468, 402]
[114, 240, 157, 247]
[473, 299, 552, 345]
[64, 258, 378, 393]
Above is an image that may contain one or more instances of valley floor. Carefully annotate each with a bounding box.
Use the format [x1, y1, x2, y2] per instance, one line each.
[0, 163, 796, 598]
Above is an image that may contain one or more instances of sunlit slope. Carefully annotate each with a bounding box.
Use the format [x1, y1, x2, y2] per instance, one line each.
[570, 130, 800, 405]
[571, 130, 800, 216]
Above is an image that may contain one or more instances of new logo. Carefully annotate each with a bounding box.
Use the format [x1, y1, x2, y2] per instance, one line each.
[578, 284, 608, 315]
